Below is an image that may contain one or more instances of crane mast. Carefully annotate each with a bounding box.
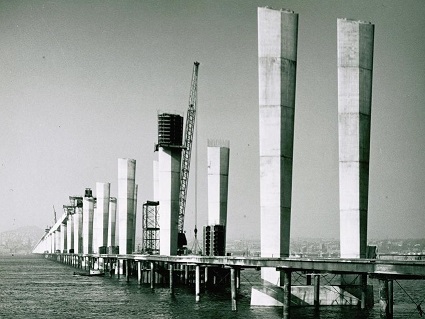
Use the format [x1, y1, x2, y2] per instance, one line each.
[177, 61, 200, 250]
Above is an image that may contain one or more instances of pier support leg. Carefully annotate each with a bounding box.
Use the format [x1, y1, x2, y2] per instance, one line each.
[314, 274, 320, 309]
[236, 268, 240, 290]
[306, 274, 312, 285]
[126, 260, 130, 282]
[282, 270, 292, 319]
[204, 267, 208, 288]
[137, 262, 141, 284]
[379, 278, 393, 319]
[99, 257, 104, 271]
[169, 264, 174, 295]
[231, 267, 237, 311]
[195, 265, 200, 302]
[361, 274, 368, 309]
[150, 262, 155, 289]
[185, 265, 189, 285]
[388, 280, 394, 317]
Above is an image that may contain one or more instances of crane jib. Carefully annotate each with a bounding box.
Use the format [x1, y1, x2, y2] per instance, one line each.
[177, 62, 200, 249]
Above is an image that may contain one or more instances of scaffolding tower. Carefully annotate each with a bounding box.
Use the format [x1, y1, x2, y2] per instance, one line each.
[142, 201, 160, 254]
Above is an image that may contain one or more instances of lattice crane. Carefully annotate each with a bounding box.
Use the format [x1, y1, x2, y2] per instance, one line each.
[53, 205, 57, 224]
[177, 61, 200, 251]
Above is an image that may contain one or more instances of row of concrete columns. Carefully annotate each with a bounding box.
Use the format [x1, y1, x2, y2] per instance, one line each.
[257, 6, 375, 284]
[34, 158, 137, 255]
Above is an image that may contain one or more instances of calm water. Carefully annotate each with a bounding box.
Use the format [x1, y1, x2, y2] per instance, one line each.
[0, 255, 424, 318]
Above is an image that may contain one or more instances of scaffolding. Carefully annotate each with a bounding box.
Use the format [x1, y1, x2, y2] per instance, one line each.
[142, 201, 160, 254]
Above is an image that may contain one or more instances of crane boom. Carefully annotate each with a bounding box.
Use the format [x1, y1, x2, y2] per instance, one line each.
[177, 62, 200, 247]
[53, 205, 57, 224]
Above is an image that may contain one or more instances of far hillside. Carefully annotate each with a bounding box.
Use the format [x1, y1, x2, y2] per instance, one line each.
[0, 226, 44, 255]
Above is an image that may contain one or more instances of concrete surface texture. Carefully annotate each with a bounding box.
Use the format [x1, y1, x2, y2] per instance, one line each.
[66, 213, 74, 252]
[258, 7, 298, 285]
[93, 182, 110, 252]
[153, 159, 159, 201]
[82, 196, 94, 254]
[158, 148, 181, 256]
[60, 222, 67, 253]
[207, 140, 230, 226]
[107, 197, 117, 247]
[337, 18, 374, 259]
[73, 206, 83, 254]
[132, 184, 138, 253]
[118, 158, 136, 254]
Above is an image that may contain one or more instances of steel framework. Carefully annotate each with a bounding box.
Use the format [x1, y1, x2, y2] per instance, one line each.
[142, 201, 160, 254]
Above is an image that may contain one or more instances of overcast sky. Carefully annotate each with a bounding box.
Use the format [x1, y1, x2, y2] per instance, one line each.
[1, 0, 424, 241]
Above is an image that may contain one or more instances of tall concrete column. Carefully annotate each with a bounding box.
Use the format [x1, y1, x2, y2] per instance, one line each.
[158, 148, 181, 256]
[92, 207, 98, 253]
[107, 197, 117, 247]
[153, 158, 159, 201]
[50, 233, 54, 253]
[74, 206, 83, 254]
[94, 182, 110, 253]
[118, 158, 136, 254]
[207, 140, 230, 226]
[60, 222, 67, 253]
[133, 184, 138, 252]
[83, 194, 94, 254]
[66, 213, 74, 252]
[258, 7, 298, 285]
[54, 230, 60, 252]
[337, 18, 374, 258]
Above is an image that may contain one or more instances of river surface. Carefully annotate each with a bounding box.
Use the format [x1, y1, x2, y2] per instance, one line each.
[0, 255, 424, 318]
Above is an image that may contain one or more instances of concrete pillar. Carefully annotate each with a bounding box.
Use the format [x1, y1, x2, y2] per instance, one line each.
[61, 223, 67, 253]
[98, 257, 104, 271]
[118, 158, 136, 254]
[195, 265, 200, 302]
[314, 274, 320, 309]
[169, 263, 174, 294]
[204, 267, 208, 287]
[54, 230, 60, 252]
[235, 268, 241, 289]
[133, 184, 138, 253]
[50, 233, 54, 253]
[379, 278, 392, 319]
[153, 159, 159, 201]
[306, 274, 312, 285]
[107, 197, 117, 247]
[282, 270, 292, 319]
[117, 259, 124, 276]
[94, 182, 110, 253]
[83, 195, 94, 254]
[73, 206, 83, 254]
[258, 7, 298, 285]
[388, 279, 394, 317]
[158, 148, 181, 256]
[150, 262, 155, 289]
[185, 265, 189, 285]
[337, 18, 374, 258]
[231, 267, 237, 311]
[361, 274, 368, 309]
[66, 214, 74, 252]
[207, 140, 230, 226]
[137, 261, 141, 284]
